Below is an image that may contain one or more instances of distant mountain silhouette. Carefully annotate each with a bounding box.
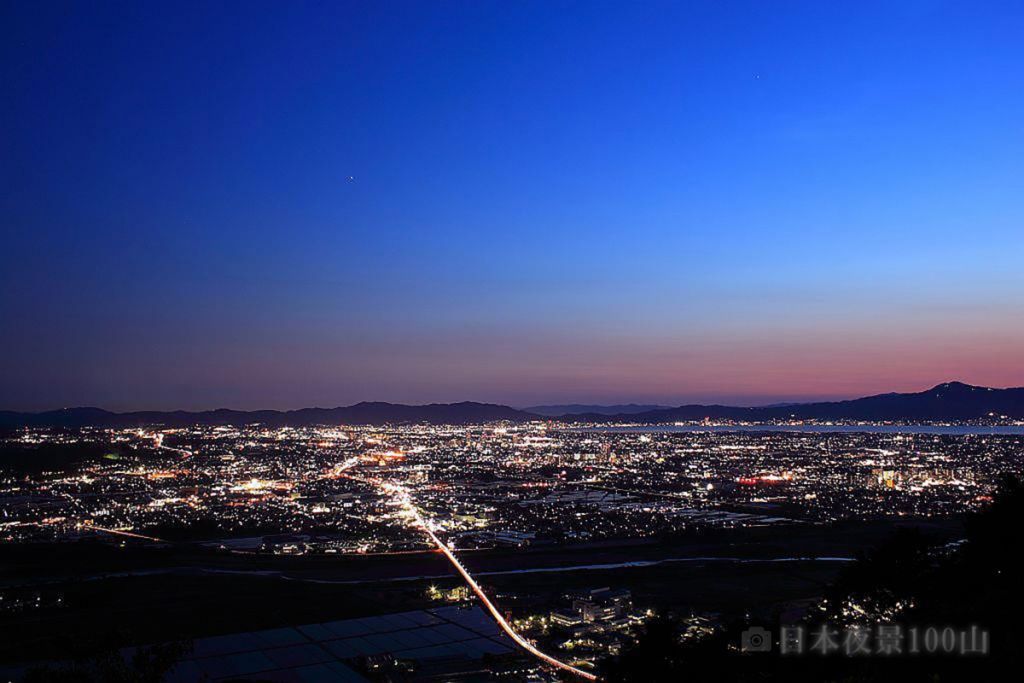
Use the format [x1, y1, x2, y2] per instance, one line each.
[2, 383, 1022, 428]
[0, 402, 534, 428]
[572, 382, 1024, 422]
[524, 403, 671, 416]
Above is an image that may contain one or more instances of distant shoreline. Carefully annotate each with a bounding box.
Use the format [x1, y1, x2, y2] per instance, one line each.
[574, 424, 1024, 435]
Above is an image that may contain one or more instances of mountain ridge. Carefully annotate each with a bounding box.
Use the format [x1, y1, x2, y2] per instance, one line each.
[572, 382, 1024, 423]
[1, 382, 1023, 427]
[0, 401, 534, 428]
[524, 403, 671, 416]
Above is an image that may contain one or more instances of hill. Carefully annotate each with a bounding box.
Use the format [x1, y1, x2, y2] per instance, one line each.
[3, 382, 1022, 428]
[0, 402, 534, 428]
[524, 404, 670, 416]
[580, 382, 1024, 422]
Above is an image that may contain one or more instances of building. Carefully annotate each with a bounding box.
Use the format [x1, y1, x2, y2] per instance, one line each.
[566, 588, 633, 623]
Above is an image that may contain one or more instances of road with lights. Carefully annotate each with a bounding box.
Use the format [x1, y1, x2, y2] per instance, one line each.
[417, 513, 600, 680]
[376, 478, 600, 680]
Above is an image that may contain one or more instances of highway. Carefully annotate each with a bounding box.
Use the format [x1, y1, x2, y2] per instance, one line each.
[79, 522, 167, 543]
[381, 482, 600, 681]
[335, 457, 599, 678]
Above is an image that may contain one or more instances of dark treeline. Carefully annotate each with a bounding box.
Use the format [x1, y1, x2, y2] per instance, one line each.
[604, 476, 1024, 681]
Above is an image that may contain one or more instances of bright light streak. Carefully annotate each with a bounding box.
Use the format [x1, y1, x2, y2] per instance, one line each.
[77, 522, 166, 543]
[370, 477, 598, 680]
[418, 517, 598, 679]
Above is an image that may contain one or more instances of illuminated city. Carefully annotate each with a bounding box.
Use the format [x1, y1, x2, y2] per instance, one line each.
[6, 422, 1020, 549]
[4, 1, 1024, 680]
[3, 416, 1023, 679]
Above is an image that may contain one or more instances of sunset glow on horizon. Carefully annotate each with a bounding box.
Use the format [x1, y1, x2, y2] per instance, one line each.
[3, 1, 1023, 411]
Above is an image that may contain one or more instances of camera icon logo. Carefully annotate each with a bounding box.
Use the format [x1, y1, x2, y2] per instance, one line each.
[741, 626, 772, 653]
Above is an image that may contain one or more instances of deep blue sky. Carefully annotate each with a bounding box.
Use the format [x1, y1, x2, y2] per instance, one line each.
[3, 1, 1023, 411]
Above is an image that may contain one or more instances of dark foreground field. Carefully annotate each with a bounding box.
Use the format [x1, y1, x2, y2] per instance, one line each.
[0, 518, 962, 667]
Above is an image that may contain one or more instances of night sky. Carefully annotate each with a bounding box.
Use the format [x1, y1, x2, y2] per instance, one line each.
[3, 1, 1023, 411]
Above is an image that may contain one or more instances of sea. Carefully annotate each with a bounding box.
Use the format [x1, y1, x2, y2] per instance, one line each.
[577, 424, 1024, 436]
